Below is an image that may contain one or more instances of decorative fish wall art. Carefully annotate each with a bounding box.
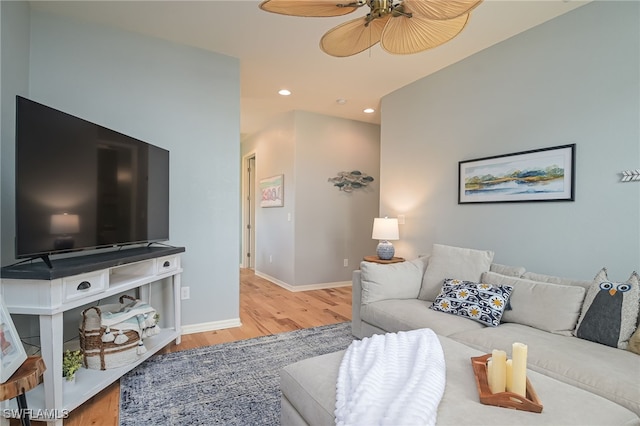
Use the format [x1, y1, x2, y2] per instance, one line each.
[328, 171, 374, 192]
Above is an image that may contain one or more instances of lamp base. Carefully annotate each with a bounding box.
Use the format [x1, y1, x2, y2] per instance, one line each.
[376, 240, 395, 260]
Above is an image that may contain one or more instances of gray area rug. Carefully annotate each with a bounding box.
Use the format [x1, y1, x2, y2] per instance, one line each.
[119, 322, 354, 425]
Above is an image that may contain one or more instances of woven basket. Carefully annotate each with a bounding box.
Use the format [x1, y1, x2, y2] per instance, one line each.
[79, 295, 142, 370]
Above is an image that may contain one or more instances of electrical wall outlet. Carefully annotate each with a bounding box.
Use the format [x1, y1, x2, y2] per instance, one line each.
[181, 286, 190, 300]
[343, 258, 349, 267]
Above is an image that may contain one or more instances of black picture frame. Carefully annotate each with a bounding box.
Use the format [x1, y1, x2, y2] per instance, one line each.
[458, 144, 575, 204]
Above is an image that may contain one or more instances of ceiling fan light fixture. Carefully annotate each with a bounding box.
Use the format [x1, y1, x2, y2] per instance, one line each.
[403, 0, 483, 20]
[259, 0, 483, 57]
[381, 12, 469, 55]
[259, 0, 360, 17]
[320, 15, 390, 57]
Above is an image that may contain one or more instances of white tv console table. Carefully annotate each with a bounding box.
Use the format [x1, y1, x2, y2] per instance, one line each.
[0, 246, 184, 425]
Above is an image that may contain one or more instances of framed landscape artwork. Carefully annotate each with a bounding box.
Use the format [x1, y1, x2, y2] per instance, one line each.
[459, 144, 575, 204]
[1, 297, 27, 382]
[260, 174, 284, 207]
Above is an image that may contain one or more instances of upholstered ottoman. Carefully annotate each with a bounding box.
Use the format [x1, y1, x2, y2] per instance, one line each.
[280, 335, 640, 425]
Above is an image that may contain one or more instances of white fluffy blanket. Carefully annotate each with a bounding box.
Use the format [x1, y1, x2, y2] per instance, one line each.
[335, 328, 446, 426]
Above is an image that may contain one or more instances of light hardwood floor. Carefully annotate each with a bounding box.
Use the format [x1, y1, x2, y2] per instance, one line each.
[32, 269, 352, 426]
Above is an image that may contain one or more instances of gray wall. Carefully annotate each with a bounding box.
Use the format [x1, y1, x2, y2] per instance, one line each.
[380, 1, 639, 280]
[244, 112, 297, 284]
[242, 110, 380, 287]
[1, 1, 30, 266]
[1, 9, 240, 327]
[294, 111, 380, 285]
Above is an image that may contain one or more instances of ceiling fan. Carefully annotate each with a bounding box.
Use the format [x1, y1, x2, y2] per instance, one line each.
[259, 0, 483, 57]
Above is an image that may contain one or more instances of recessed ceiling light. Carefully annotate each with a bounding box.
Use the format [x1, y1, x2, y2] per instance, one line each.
[336, 98, 347, 105]
[278, 89, 291, 96]
[363, 108, 375, 114]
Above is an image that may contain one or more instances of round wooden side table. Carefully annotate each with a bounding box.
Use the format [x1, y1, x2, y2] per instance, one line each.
[363, 255, 405, 264]
[0, 356, 46, 426]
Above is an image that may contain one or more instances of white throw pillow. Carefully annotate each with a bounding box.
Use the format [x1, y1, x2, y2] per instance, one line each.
[521, 271, 592, 290]
[360, 258, 426, 304]
[418, 244, 494, 301]
[489, 263, 526, 277]
[482, 271, 586, 335]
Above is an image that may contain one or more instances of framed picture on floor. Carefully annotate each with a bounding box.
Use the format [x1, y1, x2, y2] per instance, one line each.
[0, 296, 27, 382]
[459, 144, 575, 204]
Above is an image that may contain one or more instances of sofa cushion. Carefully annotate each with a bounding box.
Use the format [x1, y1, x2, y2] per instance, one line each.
[360, 258, 426, 304]
[522, 271, 592, 290]
[489, 263, 526, 277]
[418, 244, 494, 301]
[628, 326, 640, 355]
[361, 299, 485, 337]
[482, 271, 585, 336]
[450, 323, 640, 416]
[430, 279, 512, 327]
[575, 268, 640, 349]
[280, 350, 344, 425]
[281, 334, 640, 425]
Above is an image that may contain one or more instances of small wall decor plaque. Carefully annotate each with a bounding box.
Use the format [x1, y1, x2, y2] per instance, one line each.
[328, 171, 374, 192]
[260, 174, 284, 207]
[459, 144, 575, 204]
[620, 169, 640, 182]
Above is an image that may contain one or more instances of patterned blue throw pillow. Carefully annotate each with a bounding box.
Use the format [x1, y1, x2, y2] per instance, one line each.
[429, 279, 513, 327]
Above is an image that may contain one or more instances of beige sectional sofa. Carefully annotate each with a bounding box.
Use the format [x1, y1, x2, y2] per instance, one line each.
[281, 245, 640, 425]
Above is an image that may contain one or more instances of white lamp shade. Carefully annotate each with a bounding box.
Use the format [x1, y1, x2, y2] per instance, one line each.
[372, 217, 399, 241]
[50, 214, 80, 234]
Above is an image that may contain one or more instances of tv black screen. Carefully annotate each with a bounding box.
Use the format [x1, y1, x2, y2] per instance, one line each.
[15, 96, 169, 259]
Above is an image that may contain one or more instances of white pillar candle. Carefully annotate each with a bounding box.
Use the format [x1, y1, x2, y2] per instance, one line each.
[512, 342, 528, 397]
[506, 359, 513, 392]
[489, 349, 506, 393]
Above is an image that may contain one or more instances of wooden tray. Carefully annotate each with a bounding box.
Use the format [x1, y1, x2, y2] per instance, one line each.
[471, 354, 543, 413]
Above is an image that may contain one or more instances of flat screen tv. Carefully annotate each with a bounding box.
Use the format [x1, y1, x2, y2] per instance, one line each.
[15, 96, 169, 262]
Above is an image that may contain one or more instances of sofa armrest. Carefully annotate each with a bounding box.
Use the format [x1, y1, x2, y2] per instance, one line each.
[351, 270, 364, 338]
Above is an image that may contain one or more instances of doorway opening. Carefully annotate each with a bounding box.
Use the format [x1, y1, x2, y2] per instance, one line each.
[242, 153, 256, 269]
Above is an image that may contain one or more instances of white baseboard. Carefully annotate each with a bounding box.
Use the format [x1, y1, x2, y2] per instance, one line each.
[254, 271, 351, 292]
[181, 318, 242, 335]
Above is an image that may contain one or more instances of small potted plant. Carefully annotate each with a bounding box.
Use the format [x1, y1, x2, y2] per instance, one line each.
[62, 350, 83, 383]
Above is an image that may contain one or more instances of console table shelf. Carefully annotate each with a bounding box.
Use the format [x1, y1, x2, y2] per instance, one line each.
[0, 246, 184, 425]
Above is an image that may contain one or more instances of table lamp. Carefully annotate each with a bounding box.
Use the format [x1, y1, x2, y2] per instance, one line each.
[372, 217, 399, 260]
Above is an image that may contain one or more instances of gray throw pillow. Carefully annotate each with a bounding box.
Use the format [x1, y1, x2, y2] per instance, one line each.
[574, 268, 640, 349]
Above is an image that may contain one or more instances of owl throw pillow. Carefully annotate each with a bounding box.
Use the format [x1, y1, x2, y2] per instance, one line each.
[574, 268, 640, 349]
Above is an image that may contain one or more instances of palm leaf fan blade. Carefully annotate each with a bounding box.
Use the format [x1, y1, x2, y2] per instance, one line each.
[320, 16, 390, 57]
[403, 0, 482, 20]
[381, 13, 469, 55]
[259, 0, 358, 17]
